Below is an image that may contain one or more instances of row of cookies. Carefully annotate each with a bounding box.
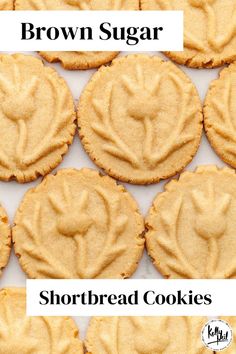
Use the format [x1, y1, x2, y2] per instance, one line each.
[1, 165, 236, 280]
[0, 53, 236, 185]
[2, 0, 236, 70]
[1, 287, 231, 353]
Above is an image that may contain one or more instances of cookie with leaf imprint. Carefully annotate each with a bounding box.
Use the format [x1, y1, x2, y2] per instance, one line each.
[0, 54, 76, 182]
[204, 62, 236, 168]
[13, 168, 144, 279]
[0, 288, 84, 353]
[78, 54, 203, 184]
[146, 165, 236, 279]
[0, 0, 13, 10]
[220, 317, 236, 354]
[85, 316, 211, 354]
[0, 204, 11, 278]
[15, 0, 139, 70]
[141, 0, 236, 68]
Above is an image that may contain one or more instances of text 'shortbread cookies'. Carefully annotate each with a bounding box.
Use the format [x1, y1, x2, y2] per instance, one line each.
[13, 168, 144, 279]
[0, 288, 84, 353]
[141, 0, 236, 68]
[85, 316, 211, 354]
[220, 317, 235, 354]
[0, 54, 76, 182]
[15, 0, 139, 70]
[0, 0, 13, 10]
[78, 54, 203, 184]
[0, 205, 11, 277]
[146, 165, 236, 279]
[204, 62, 236, 168]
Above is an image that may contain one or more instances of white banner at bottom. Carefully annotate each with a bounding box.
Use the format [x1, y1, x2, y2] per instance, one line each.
[26, 279, 234, 316]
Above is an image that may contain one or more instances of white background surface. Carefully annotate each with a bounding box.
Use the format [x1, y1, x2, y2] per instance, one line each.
[0, 50, 224, 339]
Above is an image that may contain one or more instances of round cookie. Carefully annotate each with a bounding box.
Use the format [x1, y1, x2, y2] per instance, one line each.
[146, 165, 236, 279]
[141, 0, 236, 68]
[39, 51, 119, 70]
[221, 317, 235, 354]
[15, 0, 139, 10]
[0, 54, 76, 182]
[78, 54, 203, 184]
[85, 316, 210, 354]
[0, 0, 13, 10]
[0, 205, 11, 277]
[13, 168, 144, 279]
[15, 0, 140, 70]
[204, 62, 236, 168]
[0, 288, 83, 353]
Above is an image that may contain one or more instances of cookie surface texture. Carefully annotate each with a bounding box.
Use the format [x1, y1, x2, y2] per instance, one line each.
[0, 288, 84, 354]
[13, 168, 144, 279]
[15, 0, 139, 69]
[0, 204, 11, 277]
[0, 0, 13, 9]
[146, 165, 236, 279]
[78, 54, 202, 184]
[85, 316, 211, 354]
[220, 317, 236, 354]
[204, 62, 236, 167]
[0, 54, 76, 182]
[15, 0, 139, 10]
[39, 51, 119, 70]
[141, 0, 236, 68]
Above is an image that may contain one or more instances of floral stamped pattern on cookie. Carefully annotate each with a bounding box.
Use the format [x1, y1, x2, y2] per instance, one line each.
[0, 54, 76, 182]
[13, 169, 144, 279]
[141, 0, 236, 68]
[146, 166, 236, 279]
[0, 288, 84, 354]
[204, 62, 236, 168]
[85, 316, 210, 354]
[78, 55, 202, 184]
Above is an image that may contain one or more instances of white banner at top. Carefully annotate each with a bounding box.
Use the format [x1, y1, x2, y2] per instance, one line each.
[0, 11, 183, 51]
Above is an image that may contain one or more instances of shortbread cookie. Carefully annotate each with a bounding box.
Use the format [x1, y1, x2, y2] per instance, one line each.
[39, 51, 118, 70]
[0, 54, 76, 182]
[15, 0, 139, 70]
[141, 0, 236, 68]
[204, 62, 236, 167]
[0, 0, 13, 10]
[0, 288, 83, 353]
[221, 317, 235, 353]
[13, 168, 144, 279]
[78, 54, 202, 184]
[15, 0, 139, 10]
[0, 205, 11, 277]
[85, 316, 210, 354]
[146, 165, 236, 279]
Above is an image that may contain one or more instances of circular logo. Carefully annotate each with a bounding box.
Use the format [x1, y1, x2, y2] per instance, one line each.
[201, 319, 233, 351]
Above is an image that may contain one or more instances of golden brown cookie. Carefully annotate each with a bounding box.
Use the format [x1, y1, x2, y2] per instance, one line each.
[0, 54, 76, 183]
[13, 168, 144, 279]
[0, 288, 83, 353]
[85, 316, 210, 354]
[78, 54, 202, 184]
[15, 0, 139, 10]
[0, 205, 11, 277]
[0, 0, 13, 10]
[141, 0, 236, 68]
[220, 317, 235, 354]
[15, 0, 139, 70]
[39, 51, 118, 70]
[145, 165, 236, 279]
[204, 62, 236, 167]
